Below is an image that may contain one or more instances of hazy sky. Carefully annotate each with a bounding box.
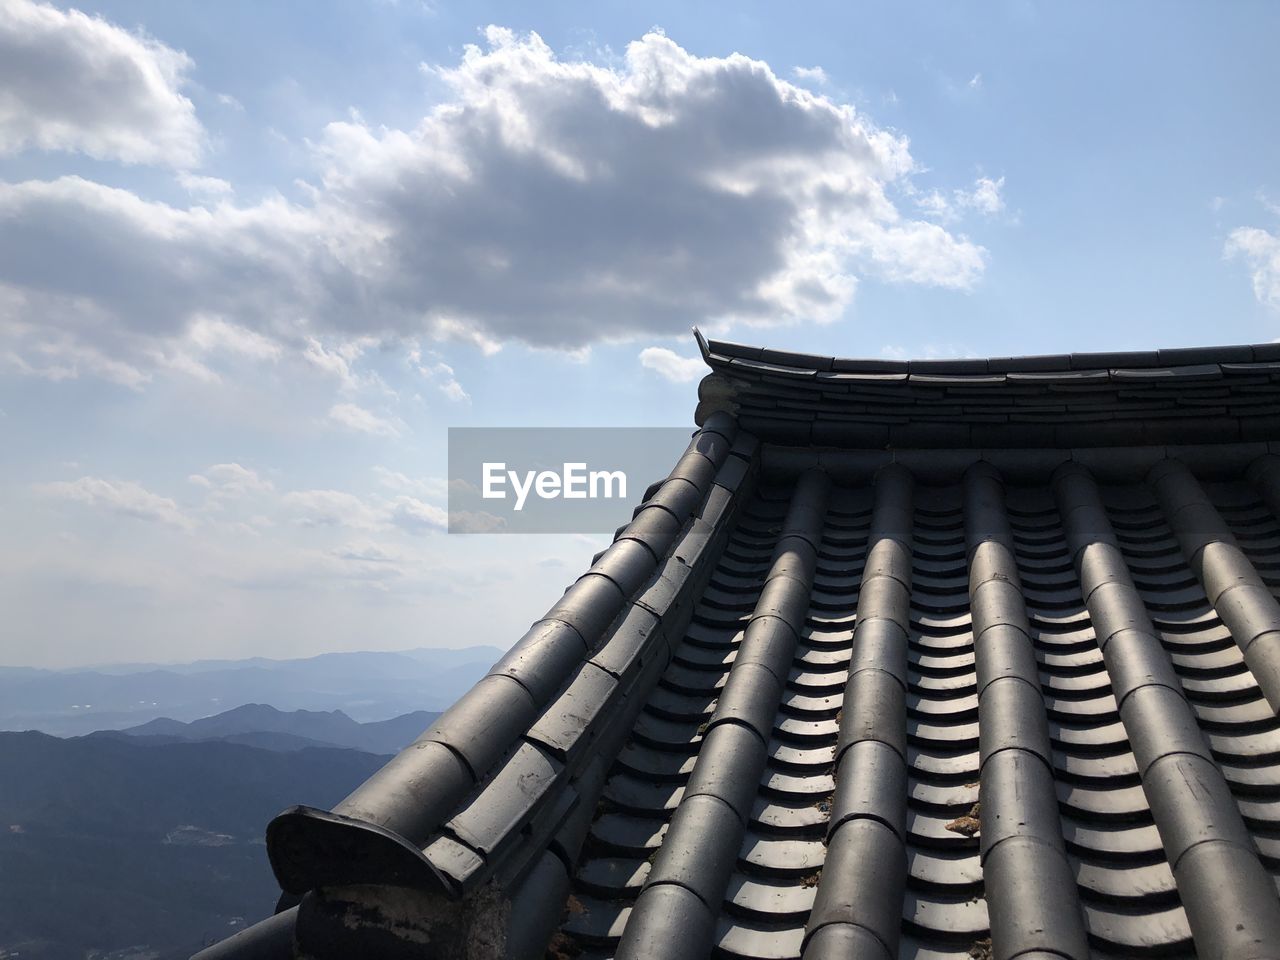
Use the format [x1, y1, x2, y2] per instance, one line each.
[2, 0, 1278, 667]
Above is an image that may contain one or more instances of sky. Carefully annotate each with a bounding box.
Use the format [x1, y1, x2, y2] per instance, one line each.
[1, 0, 1279, 668]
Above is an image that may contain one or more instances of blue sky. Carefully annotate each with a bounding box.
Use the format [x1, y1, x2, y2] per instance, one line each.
[1, 0, 1278, 667]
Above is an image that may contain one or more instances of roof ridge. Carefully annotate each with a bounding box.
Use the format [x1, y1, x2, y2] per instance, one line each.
[697, 330, 1277, 374]
[694, 332, 1280, 449]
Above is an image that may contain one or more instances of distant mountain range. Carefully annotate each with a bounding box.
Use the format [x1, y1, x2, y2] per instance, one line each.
[101, 702, 439, 754]
[0, 730, 388, 960]
[0, 648, 490, 957]
[0, 645, 502, 735]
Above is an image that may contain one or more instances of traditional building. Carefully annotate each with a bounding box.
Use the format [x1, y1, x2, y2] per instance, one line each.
[198, 334, 1280, 960]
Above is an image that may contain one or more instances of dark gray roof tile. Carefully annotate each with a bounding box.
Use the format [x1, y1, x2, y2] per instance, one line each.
[1243, 630, 1280, 713]
[1173, 840, 1280, 956]
[583, 538, 656, 598]
[907, 358, 990, 375]
[802, 921, 894, 960]
[827, 740, 908, 840]
[683, 722, 766, 820]
[1111, 363, 1222, 380]
[759, 347, 835, 371]
[588, 604, 664, 682]
[1099, 628, 1186, 705]
[1159, 345, 1255, 365]
[982, 837, 1090, 960]
[423, 834, 486, 890]
[641, 793, 741, 901]
[986, 353, 1073, 373]
[329, 738, 473, 844]
[1144, 752, 1259, 865]
[488, 619, 590, 705]
[525, 662, 620, 766]
[545, 572, 627, 647]
[638, 476, 703, 523]
[444, 742, 564, 859]
[190, 907, 295, 960]
[615, 504, 683, 561]
[417, 673, 539, 782]
[829, 357, 909, 374]
[1072, 349, 1161, 369]
[613, 882, 715, 960]
[805, 816, 905, 955]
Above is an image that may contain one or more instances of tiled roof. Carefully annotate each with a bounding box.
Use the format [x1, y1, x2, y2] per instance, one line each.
[695, 330, 1280, 448]
[197, 339, 1280, 960]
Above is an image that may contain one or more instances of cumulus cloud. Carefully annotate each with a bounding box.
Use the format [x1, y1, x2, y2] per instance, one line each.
[189, 463, 273, 499]
[328, 402, 401, 437]
[0, 178, 324, 386]
[639, 345, 705, 383]
[36, 475, 193, 528]
[0, 0, 203, 166]
[1225, 226, 1280, 311]
[0, 27, 990, 386]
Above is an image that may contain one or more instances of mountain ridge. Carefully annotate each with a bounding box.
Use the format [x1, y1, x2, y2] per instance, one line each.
[0, 645, 500, 735]
[111, 702, 439, 754]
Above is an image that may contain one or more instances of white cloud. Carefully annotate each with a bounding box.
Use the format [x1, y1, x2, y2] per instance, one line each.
[968, 73, 983, 90]
[302, 336, 380, 392]
[438, 378, 469, 402]
[1, 309, 152, 388]
[409, 347, 470, 402]
[639, 345, 705, 383]
[960, 176, 1004, 215]
[183, 316, 282, 360]
[0, 178, 318, 386]
[1226, 226, 1280, 310]
[0, 0, 202, 167]
[176, 173, 233, 198]
[387, 495, 448, 534]
[0, 27, 990, 387]
[189, 463, 273, 498]
[449, 510, 507, 534]
[281, 489, 382, 529]
[282, 486, 448, 537]
[792, 65, 828, 85]
[915, 175, 1005, 223]
[372, 467, 449, 500]
[328, 402, 401, 437]
[330, 541, 402, 565]
[36, 476, 193, 529]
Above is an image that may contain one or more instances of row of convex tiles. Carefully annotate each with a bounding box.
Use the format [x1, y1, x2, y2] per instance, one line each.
[557, 474, 1280, 959]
